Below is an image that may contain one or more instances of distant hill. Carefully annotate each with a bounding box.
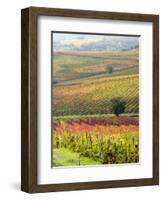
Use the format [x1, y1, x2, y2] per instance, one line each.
[53, 49, 139, 84]
[53, 33, 139, 52]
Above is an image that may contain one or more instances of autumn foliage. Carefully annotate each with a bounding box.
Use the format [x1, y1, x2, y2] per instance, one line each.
[53, 117, 139, 164]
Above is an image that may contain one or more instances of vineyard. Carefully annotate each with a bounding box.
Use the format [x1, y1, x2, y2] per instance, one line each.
[53, 116, 139, 166]
[53, 49, 138, 83]
[53, 74, 139, 116]
[52, 49, 139, 167]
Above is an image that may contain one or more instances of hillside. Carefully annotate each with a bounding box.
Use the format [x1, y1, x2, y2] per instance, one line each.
[53, 49, 139, 84]
[53, 74, 139, 116]
[52, 34, 139, 167]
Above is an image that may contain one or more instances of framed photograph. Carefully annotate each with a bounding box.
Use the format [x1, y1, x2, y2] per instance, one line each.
[21, 7, 159, 193]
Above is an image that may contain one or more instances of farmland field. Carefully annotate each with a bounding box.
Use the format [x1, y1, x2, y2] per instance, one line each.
[53, 49, 138, 84]
[53, 73, 139, 116]
[52, 33, 139, 167]
[53, 115, 139, 166]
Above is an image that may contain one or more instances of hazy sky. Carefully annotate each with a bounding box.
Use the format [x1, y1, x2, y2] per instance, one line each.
[53, 32, 139, 51]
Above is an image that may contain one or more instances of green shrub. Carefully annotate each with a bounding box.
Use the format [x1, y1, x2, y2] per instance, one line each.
[110, 97, 126, 116]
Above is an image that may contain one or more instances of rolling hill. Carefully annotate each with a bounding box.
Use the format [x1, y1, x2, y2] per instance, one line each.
[53, 49, 139, 84]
